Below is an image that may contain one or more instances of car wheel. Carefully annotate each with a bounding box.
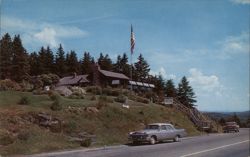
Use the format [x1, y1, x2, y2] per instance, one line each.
[174, 135, 180, 142]
[150, 136, 156, 145]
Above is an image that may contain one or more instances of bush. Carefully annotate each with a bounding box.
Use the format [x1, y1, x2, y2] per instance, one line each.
[48, 91, 61, 100]
[129, 95, 149, 104]
[0, 79, 21, 91]
[114, 95, 127, 103]
[96, 101, 107, 110]
[17, 131, 31, 141]
[18, 96, 30, 105]
[90, 95, 96, 101]
[0, 134, 15, 145]
[80, 138, 91, 147]
[99, 95, 113, 103]
[86, 86, 102, 95]
[50, 99, 62, 111]
[63, 121, 77, 134]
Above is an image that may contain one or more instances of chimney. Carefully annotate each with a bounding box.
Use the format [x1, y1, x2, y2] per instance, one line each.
[72, 72, 77, 78]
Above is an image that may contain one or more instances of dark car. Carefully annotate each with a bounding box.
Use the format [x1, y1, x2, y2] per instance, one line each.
[223, 122, 239, 133]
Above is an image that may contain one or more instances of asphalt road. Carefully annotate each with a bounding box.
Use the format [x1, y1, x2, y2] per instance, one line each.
[33, 128, 249, 157]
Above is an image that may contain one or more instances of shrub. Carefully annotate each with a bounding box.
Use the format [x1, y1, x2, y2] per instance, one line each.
[0, 134, 15, 145]
[86, 86, 102, 95]
[48, 91, 61, 100]
[18, 96, 30, 105]
[114, 95, 127, 103]
[0, 79, 21, 91]
[50, 99, 62, 111]
[17, 131, 31, 141]
[129, 95, 149, 104]
[80, 138, 91, 147]
[99, 95, 113, 103]
[90, 95, 96, 101]
[63, 121, 77, 134]
[96, 101, 107, 110]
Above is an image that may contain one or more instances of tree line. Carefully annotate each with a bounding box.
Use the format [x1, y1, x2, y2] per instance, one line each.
[0, 33, 197, 108]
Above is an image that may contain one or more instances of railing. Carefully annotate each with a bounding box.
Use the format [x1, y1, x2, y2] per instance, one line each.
[173, 98, 211, 130]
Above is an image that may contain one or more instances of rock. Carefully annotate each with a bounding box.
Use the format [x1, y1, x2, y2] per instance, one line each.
[85, 107, 99, 114]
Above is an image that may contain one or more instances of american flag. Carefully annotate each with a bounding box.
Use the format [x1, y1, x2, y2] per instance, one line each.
[130, 25, 135, 54]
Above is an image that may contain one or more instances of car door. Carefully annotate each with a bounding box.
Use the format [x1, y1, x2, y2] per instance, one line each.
[159, 125, 168, 140]
[166, 125, 175, 139]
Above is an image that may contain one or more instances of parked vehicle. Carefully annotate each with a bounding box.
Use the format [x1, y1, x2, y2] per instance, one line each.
[223, 122, 239, 133]
[128, 123, 187, 145]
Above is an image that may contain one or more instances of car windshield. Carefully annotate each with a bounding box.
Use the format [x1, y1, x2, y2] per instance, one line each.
[145, 125, 159, 130]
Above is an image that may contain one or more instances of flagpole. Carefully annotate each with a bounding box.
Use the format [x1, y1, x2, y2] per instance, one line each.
[130, 50, 133, 91]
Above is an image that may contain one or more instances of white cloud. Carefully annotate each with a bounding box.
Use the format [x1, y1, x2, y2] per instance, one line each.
[231, 0, 250, 4]
[188, 68, 221, 93]
[34, 27, 58, 48]
[1, 16, 88, 48]
[150, 67, 176, 80]
[220, 32, 249, 56]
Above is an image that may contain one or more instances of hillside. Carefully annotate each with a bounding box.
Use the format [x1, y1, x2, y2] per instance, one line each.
[0, 90, 201, 156]
[206, 111, 250, 123]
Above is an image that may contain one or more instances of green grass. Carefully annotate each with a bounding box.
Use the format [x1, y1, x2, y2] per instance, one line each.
[0, 90, 201, 156]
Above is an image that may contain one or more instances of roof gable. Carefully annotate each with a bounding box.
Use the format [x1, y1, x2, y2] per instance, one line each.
[99, 70, 129, 80]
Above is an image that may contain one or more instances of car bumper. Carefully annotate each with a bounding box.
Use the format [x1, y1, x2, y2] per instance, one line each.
[128, 135, 151, 142]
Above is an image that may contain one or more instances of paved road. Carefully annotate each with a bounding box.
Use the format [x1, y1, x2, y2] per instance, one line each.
[33, 128, 249, 157]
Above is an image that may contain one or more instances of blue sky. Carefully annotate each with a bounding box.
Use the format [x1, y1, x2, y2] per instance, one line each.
[1, 0, 249, 112]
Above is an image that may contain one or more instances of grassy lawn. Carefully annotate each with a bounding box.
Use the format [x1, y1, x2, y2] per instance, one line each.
[0, 90, 200, 156]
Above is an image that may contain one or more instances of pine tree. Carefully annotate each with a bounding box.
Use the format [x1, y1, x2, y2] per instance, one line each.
[98, 53, 113, 70]
[177, 76, 197, 108]
[55, 44, 66, 76]
[65, 50, 80, 75]
[37, 46, 47, 74]
[81, 52, 94, 74]
[165, 79, 177, 97]
[11, 35, 30, 82]
[0, 33, 13, 79]
[45, 46, 54, 73]
[154, 73, 165, 95]
[29, 52, 39, 76]
[113, 55, 122, 72]
[134, 54, 150, 81]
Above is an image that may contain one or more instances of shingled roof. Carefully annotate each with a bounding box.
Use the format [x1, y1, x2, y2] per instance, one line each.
[57, 75, 89, 86]
[99, 69, 129, 80]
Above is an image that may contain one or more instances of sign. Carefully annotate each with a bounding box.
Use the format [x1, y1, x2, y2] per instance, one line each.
[163, 97, 174, 105]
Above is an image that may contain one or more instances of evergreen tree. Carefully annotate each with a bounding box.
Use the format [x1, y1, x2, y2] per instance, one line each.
[45, 46, 54, 73]
[37, 46, 47, 74]
[113, 55, 122, 72]
[55, 44, 66, 76]
[165, 79, 177, 97]
[29, 52, 39, 76]
[177, 76, 197, 108]
[0, 33, 13, 79]
[120, 53, 130, 76]
[154, 73, 165, 95]
[134, 54, 150, 81]
[81, 52, 94, 74]
[65, 50, 80, 75]
[98, 53, 113, 70]
[11, 35, 30, 82]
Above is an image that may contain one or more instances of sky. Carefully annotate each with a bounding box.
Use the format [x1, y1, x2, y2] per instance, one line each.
[0, 0, 249, 112]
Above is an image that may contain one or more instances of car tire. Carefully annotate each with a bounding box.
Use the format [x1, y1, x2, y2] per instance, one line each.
[150, 136, 156, 145]
[174, 135, 179, 142]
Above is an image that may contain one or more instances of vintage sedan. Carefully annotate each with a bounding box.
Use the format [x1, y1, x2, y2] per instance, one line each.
[223, 122, 239, 133]
[128, 123, 186, 145]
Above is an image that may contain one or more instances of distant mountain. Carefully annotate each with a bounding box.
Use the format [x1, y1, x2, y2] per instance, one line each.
[205, 111, 250, 122]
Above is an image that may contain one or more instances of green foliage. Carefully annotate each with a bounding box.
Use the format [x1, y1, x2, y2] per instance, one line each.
[17, 131, 31, 141]
[80, 138, 92, 147]
[114, 95, 127, 103]
[0, 79, 21, 91]
[48, 91, 61, 100]
[81, 52, 94, 74]
[129, 94, 150, 104]
[18, 96, 30, 105]
[0, 134, 15, 145]
[165, 79, 177, 97]
[98, 53, 113, 71]
[65, 50, 80, 74]
[177, 76, 197, 108]
[11, 35, 30, 82]
[55, 44, 67, 76]
[134, 54, 150, 81]
[50, 99, 62, 111]
[0, 33, 12, 79]
[86, 86, 102, 95]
